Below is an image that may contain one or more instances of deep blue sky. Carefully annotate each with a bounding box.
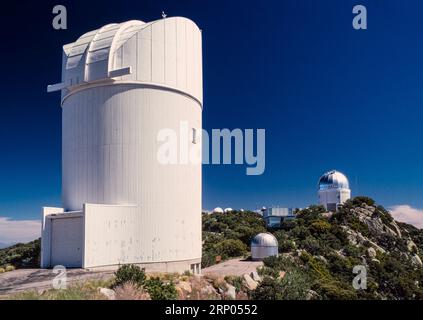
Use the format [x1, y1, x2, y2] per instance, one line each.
[1, 0, 423, 220]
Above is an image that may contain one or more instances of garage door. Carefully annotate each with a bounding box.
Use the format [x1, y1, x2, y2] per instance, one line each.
[51, 217, 83, 268]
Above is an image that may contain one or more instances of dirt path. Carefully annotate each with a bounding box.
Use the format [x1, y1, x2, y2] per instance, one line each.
[0, 268, 115, 296]
[202, 258, 263, 277]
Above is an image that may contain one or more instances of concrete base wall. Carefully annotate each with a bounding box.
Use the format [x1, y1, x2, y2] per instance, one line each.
[85, 258, 202, 274]
[41, 204, 202, 274]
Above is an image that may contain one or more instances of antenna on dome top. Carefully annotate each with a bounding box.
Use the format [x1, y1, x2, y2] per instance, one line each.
[162, 11, 167, 19]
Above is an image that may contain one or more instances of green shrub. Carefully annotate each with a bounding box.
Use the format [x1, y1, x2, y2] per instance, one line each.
[279, 269, 311, 300]
[113, 264, 177, 300]
[351, 219, 370, 236]
[296, 205, 326, 222]
[144, 277, 177, 300]
[301, 237, 327, 256]
[202, 211, 266, 246]
[262, 255, 298, 273]
[224, 276, 244, 292]
[301, 253, 331, 280]
[114, 264, 146, 287]
[278, 239, 296, 253]
[213, 239, 248, 259]
[250, 272, 310, 300]
[310, 220, 332, 234]
[201, 251, 218, 268]
[349, 196, 375, 207]
[250, 277, 285, 300]
[257, 266, 279, 278]
[313, 279, 357, 300]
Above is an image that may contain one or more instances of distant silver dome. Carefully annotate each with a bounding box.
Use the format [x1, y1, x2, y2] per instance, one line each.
[251, 233, 278, 260]
[213, 207, 224, 213]
[318, 170, 349, 190]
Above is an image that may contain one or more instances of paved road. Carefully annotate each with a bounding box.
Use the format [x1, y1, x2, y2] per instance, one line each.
[0, 268, 114, 296]
[202, 258, 263, 277]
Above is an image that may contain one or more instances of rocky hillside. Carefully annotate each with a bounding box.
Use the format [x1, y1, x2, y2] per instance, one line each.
[255, 197, 423, 300]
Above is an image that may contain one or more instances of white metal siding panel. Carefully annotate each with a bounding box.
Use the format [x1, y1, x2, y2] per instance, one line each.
[164, 18, 177, 86]
[186, 21, 194, 97]
[137, 26, 152, 82]
[121, 34, 137, 81]
[62, 86, 202, 264]
[152, 21, 165, 84]
[196, 27, 203, 103]
[176, 18, 187, 89]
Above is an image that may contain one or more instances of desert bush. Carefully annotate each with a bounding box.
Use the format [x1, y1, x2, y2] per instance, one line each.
[312, 279, 357, 300]
[273, 230, 296, 253]
[213, 239, 248, 258]
[224, 276, 244, 293]
[114, 282, 151, 300]
[296, 205, 326, 222]
[114, 264, 146, 287]
[145, 277, 177, 300]
[257, 265, 279, 278]
[5, 265, 15, 272]
[201, 251, 218, 268]
[10, 280, 111, 300]
[0, 267, 5, 273]
[349, 196, 375, 207]
[250, 277, 285, 300]
[310, 220, 332, 234]
[113, 264, 176, 299]
[279, 269, 311, 300]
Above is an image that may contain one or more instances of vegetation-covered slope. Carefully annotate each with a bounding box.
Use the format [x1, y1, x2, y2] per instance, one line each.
[203, 197, 423, 300]
[202, 210, 266, 267]
[0, 239, 40, 269]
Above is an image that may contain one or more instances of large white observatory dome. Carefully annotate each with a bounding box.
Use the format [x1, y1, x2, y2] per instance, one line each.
[251, 233, 278, 261]
[318, 170, 351, 212]
[42, 17, 203, 274]
[318, 170, 350, 190]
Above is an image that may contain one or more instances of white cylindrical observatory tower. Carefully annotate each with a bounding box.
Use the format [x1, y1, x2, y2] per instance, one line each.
[318, 170, 351, 212]
[43, 18, 203, 272]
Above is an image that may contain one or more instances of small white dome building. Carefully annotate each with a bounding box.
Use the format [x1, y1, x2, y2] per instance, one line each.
[224, 208, 233, 213]
[251, 233, 278, 260]
[213, 207, 224, 214]
[318, 170, 351, 212]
